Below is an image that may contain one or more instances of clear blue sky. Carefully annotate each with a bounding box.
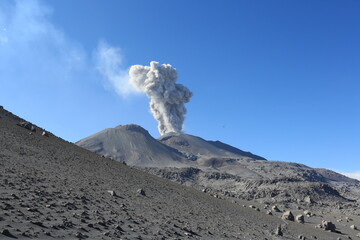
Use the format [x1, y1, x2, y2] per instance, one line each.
[0, 0, 359, 177]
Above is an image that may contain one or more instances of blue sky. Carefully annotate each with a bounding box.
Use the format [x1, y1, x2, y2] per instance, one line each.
[0, 0, 359, 178]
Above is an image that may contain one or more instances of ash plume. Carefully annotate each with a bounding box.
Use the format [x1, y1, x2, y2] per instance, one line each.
[129, 61, 193, 135]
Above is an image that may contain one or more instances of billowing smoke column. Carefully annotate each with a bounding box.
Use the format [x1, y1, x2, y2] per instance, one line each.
[129, 61, 193, 135]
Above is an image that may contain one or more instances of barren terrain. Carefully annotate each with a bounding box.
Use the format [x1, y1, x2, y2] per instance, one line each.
[1, 106, 360, 239]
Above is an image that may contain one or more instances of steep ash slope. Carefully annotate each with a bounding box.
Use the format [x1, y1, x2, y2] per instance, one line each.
[76, 124, 189, 167]
[1, 106, 347, 239]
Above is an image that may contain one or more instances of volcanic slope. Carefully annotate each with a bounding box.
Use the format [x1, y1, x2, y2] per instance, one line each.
[77, 123, 360, 222]
[0, 106, 350, 239]
[158, 132, 265, 161]
[76, 124, 190, 167]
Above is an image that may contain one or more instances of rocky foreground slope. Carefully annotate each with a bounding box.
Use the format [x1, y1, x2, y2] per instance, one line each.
[1, 106, 360, 239]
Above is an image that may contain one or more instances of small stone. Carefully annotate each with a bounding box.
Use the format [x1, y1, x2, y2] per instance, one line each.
[11, 193, 19, 199]
[75, 232, 86, 239]
[282, 211, 294, 221]
[114, 225, 123, 231]
[296, 214, 305, 224]
[304, 210, 312, 217]
[321, 220, 336, 232]
[42, 131, 49, 137]
[137, 188, 146, 196]
[266, 210, 272, 215]
[298, 234, 306, 239]
[350, 225, 357, 230]
[30, 221, 45, 227]
[275, 225, 283, 236]
[249, 205, 256, 209]
[1, 229, 12, 237]
[272, 205, 280, 212]
[304, 196, 313, 203]
[26, 207, 38, 212]
[107, 190, 116, 196]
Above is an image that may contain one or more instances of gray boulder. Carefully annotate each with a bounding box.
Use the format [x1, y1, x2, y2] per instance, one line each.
[321, 220, 336, 232]
[282, 211, 294, 221]
[296, 214, 305, 223]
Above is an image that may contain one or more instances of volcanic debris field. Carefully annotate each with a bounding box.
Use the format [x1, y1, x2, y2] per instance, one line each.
[1, 106, 360, 239]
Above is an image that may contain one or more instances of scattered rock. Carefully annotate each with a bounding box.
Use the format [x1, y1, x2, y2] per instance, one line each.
[321, 220, 336, 232]
[266, 210, 272, 215]
[282, 211, 294, 221]
[272, 205, 280, 212]
[30, 221, 45, 227]
[75, 232, 87, 239]
[249, 205, 256, 209]
[275, 225, 283, 236]
[1, 229, 13, 237]
[17, 121, 36, 132]
[114, 225, 123, 231]
[298, 234, 306, 239]
[11, 193, 19, 199]
[304, 196, 313, 203]
[350, 225, 357, 230]
[304, 210, 312, 217]
[107, 190, 117, 196]
[184, 232, 192, 236]
[296, 214, 305, 223]
[137, 188, 146, 196]
[26, 207, 38, 212]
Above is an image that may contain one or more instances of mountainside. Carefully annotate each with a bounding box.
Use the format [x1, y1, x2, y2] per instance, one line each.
[158, 132, 266, 161]
[2, 106, 360, 239]
[3, 106, 356, 239]
[76, 124, 189, 167]
[77, 123, 360, 212]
